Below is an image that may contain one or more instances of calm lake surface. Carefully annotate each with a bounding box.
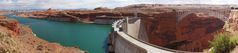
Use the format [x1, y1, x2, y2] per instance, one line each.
[7, 15, 112, 53]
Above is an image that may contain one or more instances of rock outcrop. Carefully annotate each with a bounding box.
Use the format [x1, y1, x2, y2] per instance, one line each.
[143, 12, 225, 52]
[176, 13, 225, 51]
[94, 7, 111, 11]
[142, 12, 177, 47]
[0, 17, 20, 36]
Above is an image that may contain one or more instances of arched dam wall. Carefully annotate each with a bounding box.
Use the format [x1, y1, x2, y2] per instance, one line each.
[109, 19, 175, 53]
[108, 19, 194, 53]
[108, 9, 236, 53]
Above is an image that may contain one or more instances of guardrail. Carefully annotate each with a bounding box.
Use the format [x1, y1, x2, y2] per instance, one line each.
[111, 18, 203, 53]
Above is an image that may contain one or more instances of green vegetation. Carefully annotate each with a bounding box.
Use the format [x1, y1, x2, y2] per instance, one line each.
[209, 32, 238, 53]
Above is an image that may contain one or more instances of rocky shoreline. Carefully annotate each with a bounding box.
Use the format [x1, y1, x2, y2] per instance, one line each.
[0, 16, 84, 53]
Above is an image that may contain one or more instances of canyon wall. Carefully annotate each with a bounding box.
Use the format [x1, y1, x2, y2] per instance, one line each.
[142, 12, 177, 47]
[176, 13, 224, 51]
[143, 12, 225, 52]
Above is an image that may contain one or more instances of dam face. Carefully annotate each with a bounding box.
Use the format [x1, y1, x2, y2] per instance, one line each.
[109, 8, 237, 53]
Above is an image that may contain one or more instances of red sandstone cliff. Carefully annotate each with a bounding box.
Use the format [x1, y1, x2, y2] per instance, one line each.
[142, 12, 177, 46]
[176, 13, 224, 51]
[143, 12, 225, 52]
[0, 16, 20, 36]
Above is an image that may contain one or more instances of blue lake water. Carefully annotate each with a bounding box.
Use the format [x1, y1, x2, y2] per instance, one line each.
[6, 15, 112, 53]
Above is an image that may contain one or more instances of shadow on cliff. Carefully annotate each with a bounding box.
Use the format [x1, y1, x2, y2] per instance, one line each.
[144, 12, 225, 52]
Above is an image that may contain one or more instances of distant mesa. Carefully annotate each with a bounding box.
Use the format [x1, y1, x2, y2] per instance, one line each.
[94, 7, 111, 11]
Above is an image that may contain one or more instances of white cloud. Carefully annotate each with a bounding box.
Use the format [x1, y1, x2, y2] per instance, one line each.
[1, 0, 13, 4]
[35, 0, 107, 9]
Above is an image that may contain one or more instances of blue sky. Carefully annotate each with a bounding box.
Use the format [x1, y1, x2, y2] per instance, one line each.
[0, 0, 238, 9]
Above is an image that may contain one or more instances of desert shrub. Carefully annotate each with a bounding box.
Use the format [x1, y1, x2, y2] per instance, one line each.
[0, 32, 16, 45]
[230, 33, 238, 45]
[209, 32, 237, 53]
[0, 32, 16, 53]
[0, 32, 7, 39]
[0, 48, 16, 53]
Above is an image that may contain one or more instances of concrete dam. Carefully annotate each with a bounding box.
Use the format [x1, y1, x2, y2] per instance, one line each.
[108, 7, 238, 53]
